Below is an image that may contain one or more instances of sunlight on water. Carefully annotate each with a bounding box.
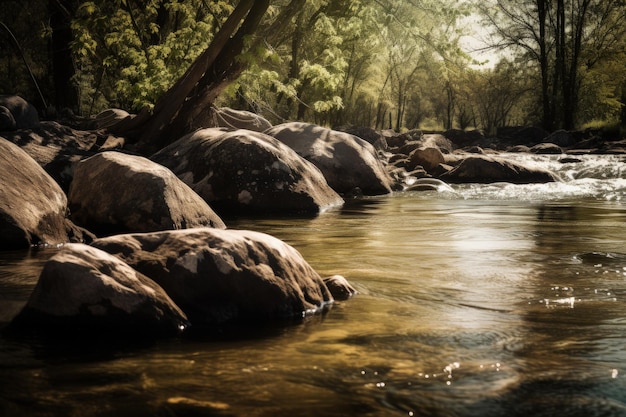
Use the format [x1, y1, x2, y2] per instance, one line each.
[2, 154, 626, 416]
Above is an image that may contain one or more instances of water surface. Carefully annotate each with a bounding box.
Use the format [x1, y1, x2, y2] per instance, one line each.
[2, 153, 626, 416]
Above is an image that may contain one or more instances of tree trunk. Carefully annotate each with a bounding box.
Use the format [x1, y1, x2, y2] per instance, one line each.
[536, 0, 553, 131]
[111, 0, 268, 154]
[49, 0, 80, 114]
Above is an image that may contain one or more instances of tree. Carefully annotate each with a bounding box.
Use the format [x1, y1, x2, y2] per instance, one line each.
[458, 60, 533, 134]
[109, 0, 272, 153]
[48, 0, 80, 113]
[481, 0, 626, 130]
[71, 0, 236, 113]
[1, 1, 52, 113]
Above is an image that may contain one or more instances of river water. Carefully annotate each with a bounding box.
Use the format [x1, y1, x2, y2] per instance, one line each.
[2, 153, 626, 417]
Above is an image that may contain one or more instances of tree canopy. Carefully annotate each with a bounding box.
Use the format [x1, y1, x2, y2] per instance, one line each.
[1, 0, 624, 135]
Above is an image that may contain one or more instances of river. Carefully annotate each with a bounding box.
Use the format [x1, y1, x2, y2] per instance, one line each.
[1, 153, 626, 416]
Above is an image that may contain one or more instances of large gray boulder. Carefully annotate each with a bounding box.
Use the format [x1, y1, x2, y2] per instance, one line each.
[266, 122, 393, 196]
[92, 228, 335, 325]
[0, 138, 91, 250]
[151, 128, 344, 215]
[0, 95, 39, 130]
[68, 151, 225, 236]
[12, 243, 188, 335]
[439, 155, 560, 184]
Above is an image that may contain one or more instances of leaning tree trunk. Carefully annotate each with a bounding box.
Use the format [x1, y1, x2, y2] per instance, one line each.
[111, 0, 269, 155]
[111, 0, 310, 155]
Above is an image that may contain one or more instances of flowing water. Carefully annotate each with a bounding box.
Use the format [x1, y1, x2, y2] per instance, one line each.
[2, 153, 626, 417]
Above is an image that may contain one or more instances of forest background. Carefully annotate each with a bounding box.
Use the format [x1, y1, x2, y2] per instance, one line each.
[2, 0, 625, 137]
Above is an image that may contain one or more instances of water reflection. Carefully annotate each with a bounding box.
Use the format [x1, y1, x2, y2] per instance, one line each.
[231, 194, 626, 416]
[2, 187, 626, 416]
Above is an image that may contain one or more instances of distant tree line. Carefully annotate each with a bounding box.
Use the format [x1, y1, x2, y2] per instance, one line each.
[1, 0, 624, 135]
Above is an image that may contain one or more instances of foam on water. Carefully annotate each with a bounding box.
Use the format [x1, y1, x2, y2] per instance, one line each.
[448, 154, 626, 202]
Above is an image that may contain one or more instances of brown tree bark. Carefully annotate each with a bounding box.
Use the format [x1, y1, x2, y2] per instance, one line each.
[111, 0, 268, 154]
[111, 0, 311, 154]
[49, 0, 80, 114]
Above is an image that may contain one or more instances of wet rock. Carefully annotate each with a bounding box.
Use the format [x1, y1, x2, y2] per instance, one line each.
[323, 275, 357, 301]
[531, 142, 563, 154]
[11, 243, 188, 335]
[508, 145, 531, 153]
[151, 128, 343, 216]
[464, 146, 486, 154]
[68, 151, 225, 235]
[405, 178, 455, 193]
[211, 107, 272, 132]
[408, 147, 445, 173]
[0, 95, 39, 130]
[439, 155, 559, 184]
[266, 122, 393, 196]
[559, 156, 583, 164]
[92, 228, 335, 325]
[0, 138, 92, 250]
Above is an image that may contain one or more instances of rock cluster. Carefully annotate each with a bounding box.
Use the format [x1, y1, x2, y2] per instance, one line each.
[8, 95, 613, 338]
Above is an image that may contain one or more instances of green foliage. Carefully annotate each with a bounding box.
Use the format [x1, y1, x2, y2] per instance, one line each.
[71, 0, 234, 113]
[479, 0, 626, 130]
[0, 0, 51, 110]
[4, 0, 623, 132]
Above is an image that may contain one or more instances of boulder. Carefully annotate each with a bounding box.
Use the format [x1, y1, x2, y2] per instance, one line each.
[507, 145, 531, 153]
[0, 138, 91, 250]
[92, 228, 335, 325]
[323, 275, 357, 301]
[530, 142, 563, 154]
[68, 151, 225, 236]
[211, 107, 272, 132]
[444, 129, 484, 148]
[405, 178, 456, 193]
[338, 126, 388, 150]
[93, 108, 131, 130]
[544, 130, 575, 147]
[1, 120, 123, 190]
[396, 140, 423, 156]
[422, 133, 455, 153]
[151, 128, 344, 215]
[408, 147, 445, 173]
[0, 106, 16, 131]
[266, 122, 393, 196]
[11, 243, 188, 335]
[382, 129, 418, 148]
[0, 95, 39, 130]
[439, 155, 559, 184]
